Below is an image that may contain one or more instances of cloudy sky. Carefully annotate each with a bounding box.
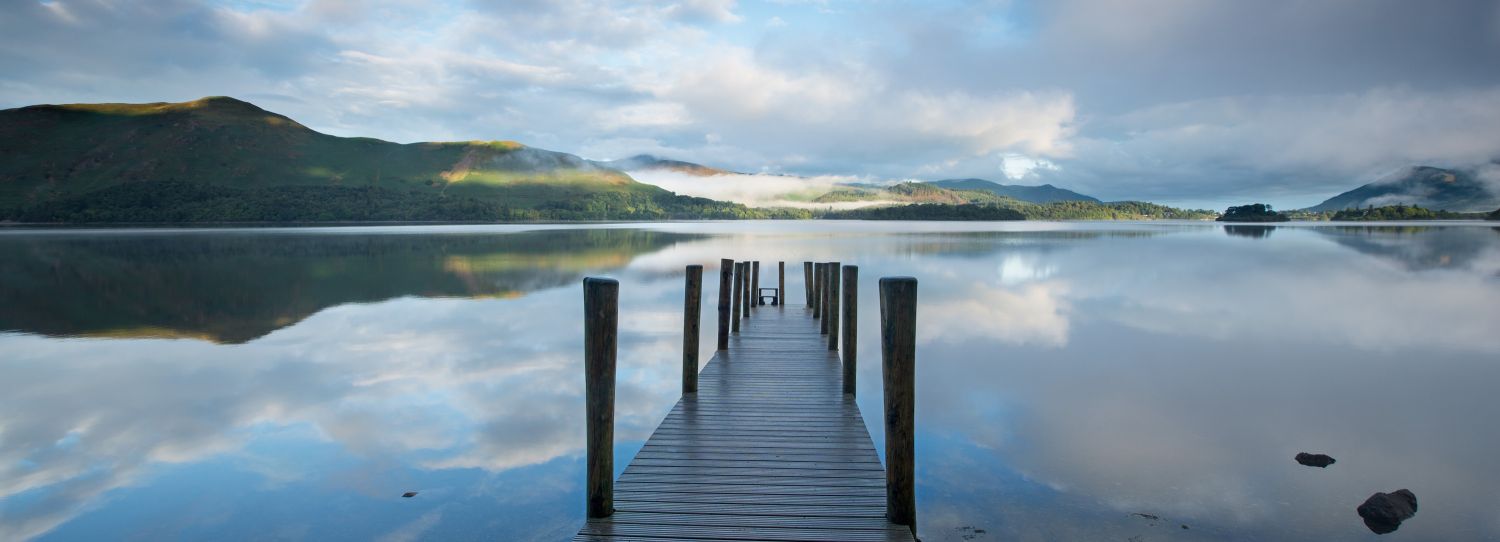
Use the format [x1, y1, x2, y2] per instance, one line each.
[3, 0, 1499, 208]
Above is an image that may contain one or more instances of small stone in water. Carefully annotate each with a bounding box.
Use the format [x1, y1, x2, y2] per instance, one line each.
[1358, 489, 1417, 534]
[1296, 452, 1337, 468]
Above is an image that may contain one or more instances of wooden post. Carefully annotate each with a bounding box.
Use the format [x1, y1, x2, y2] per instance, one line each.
[880, 277, 917, 533]
[741, 262, 751, 318]
[717, 259, 732, 350]
[816, 261, 828, 316]
[683, 265, 701, 394]
[730, 262, 742, 333]
[752, 261, 761, 306]
[842, 265, 858, 395]
[821, 263, 832, 334]
[803, 262, 813, 306]
[778, 262, 785, 307]
[827, 262, 840, 349]
[583, 277, 618, 519]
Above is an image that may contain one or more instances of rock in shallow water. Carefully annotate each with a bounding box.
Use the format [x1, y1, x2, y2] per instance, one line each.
[1295, 452, 1336, 468]
[1358, 489, 1417, 534]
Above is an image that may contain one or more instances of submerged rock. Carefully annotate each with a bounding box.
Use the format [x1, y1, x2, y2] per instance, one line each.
[1296, 452, 1337, 468]
[1358, 489, 1418, 534]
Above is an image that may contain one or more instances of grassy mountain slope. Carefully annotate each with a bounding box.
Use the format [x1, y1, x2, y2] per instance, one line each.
[1306, 166, 1500, 212]
[0, 97, 774, 221]
[930, 178, 1100, 203]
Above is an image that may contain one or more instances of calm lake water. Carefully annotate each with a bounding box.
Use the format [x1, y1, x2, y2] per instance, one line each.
[2, 221, 1498, 541]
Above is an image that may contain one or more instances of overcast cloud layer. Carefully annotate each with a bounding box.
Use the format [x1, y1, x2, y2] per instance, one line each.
[2, 0, 1498, 208]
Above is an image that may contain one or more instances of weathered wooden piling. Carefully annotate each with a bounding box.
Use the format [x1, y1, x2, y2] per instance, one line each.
[730, 262, 742, 333]
[583, 277, 618, 519]
[816, 261, 828, 316]
[740, 261, 751, 318]
[803, 261, 814, 306]
[752, 261, 761, 306]
[828, 262, 837, 313]
[716, 259, 732, 350]
[682, 265, 701, 394]
[827, 262, 841, 349]
[820, 263, 832, 335]
[842, 265, 858, 395]
[880, 277, 918, 533]
[778, 261, 785, 306]
[824, 262, 833, 317]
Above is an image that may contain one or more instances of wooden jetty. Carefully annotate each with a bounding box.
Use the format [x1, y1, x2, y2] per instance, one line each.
[576, 260, 919, 542]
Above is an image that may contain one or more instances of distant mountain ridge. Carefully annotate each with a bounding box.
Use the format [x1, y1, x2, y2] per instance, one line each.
[929, 178, 1100, 204]
[1306, 165, 1500, 212]
[595, 154, 732, 176]
[587, 154, 1104, 207]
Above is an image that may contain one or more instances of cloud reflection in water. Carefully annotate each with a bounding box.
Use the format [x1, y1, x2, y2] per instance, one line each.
[2, 222, 1498, 541]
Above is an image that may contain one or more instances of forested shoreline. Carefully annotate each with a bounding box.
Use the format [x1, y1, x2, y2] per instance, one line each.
[2, 181, 813, 223]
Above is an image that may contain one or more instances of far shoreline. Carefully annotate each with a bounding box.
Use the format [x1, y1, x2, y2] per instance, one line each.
[3, 217, 1496, 232]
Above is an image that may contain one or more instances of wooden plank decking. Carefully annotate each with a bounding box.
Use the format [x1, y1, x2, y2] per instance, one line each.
[575, 304, 917, 542]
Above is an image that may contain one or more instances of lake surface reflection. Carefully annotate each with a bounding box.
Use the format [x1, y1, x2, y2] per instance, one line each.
[2, 221, 1497, 541]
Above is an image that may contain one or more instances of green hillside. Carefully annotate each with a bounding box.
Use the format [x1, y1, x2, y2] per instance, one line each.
[1306, 166, 1500, 212]
[0, 97, 775, 221]
[1330, 204, 1485, 221]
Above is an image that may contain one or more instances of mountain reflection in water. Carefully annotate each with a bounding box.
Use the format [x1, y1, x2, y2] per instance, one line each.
[0, 228, 698, 342]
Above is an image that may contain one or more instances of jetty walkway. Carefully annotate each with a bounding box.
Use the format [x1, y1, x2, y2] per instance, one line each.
[573, 261, 918, 542]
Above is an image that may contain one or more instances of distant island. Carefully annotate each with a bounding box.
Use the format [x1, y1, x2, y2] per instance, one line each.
[1217, 203, 1290, 222]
